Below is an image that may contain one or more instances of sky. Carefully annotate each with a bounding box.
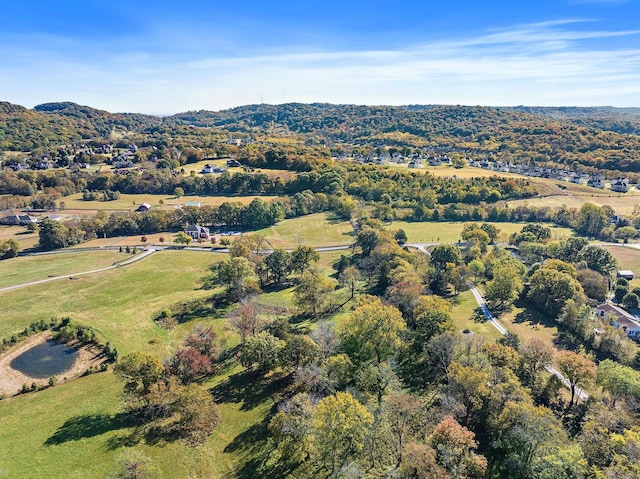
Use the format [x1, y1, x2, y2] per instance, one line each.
[1, 0, 640, 114]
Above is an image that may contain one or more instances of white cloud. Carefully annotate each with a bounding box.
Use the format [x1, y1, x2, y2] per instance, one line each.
[2, 19, 640, 112]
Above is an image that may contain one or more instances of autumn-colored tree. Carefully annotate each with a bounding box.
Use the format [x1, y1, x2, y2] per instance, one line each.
[555, 350, 597, 408]
[229, 298, 262, 343]
[430, 416, 487, 479]
[171, 383, 219, 446]
[114, 352, 164, 400]
[164, 347, 212, 384]
[293, 269, 336, 317]
[519, 338, 555, 388]
[240, 331, 284, 374]
[311, 392, 374, 475]
[341, 296, 406, 367]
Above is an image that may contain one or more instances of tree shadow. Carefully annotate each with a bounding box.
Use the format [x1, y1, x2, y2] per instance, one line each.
[171, 296, 230, 324]
[44, 412, 142, 446]
[513, 299, 557, 330]
[224, 410, 298, 479]
[211, 371, 289, 412]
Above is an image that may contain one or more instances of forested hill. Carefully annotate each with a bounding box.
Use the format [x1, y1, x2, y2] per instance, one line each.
[0, 101, 160, 151]
[4, 100, 640, 172]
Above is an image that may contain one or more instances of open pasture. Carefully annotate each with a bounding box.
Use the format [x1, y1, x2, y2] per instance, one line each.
[0, 250, 126, 289]
[257, 212, 355, 249]
[57, 193, 280, 212]
[384, 220, 573, 244]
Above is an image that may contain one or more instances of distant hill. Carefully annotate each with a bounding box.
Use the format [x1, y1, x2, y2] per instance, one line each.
[3, 101, 640, 172]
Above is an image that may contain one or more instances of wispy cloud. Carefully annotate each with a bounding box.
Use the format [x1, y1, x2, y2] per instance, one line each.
[2, 19, 640, 112]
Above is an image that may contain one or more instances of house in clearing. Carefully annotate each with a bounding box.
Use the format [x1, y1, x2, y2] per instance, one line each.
[185, 224, 210, 240]
[135, 203, 151, 212]
[596, 303, 640, 340]
[1, 214, 38, 226]
[617, 270, 635, 281]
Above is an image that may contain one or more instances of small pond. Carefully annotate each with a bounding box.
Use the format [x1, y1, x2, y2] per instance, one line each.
[10, 340, 78, 379]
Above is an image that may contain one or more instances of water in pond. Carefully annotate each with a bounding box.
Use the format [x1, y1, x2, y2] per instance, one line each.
[10, 340, 78, 379]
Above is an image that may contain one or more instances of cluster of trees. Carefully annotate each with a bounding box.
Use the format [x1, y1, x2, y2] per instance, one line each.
[0, 238, 20, 260]
[113, 325, 220, 446]
[81, 189, 120, 201]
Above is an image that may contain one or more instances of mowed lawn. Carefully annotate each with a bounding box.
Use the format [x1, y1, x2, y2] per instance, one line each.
[257, 213, 355, 249]
[0, 225, 39, 250]
[0, 251, 220, 356]
[450, 290, 502, 342]
[605, 245, 640, 289]
[384, 221, 573, 244]
[0, 251, 126, 289]
[57, 193, 281, 212]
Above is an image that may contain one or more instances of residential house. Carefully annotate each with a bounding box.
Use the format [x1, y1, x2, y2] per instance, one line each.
[596, 303, 640, 340]
[135, 203, 151, 212]
[610, 178, 629, 193]
[185, 224, 210, 240]
[408, 158, 424, 169]
[226, 159, 242, 167]
[587, 175, 606, 189]
[1, 214, 38, 225]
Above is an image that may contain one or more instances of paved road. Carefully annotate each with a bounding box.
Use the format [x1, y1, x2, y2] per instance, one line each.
[466, 282, 588, 402]
[406, 244, 590, 403]
[0, 248, 157, 294]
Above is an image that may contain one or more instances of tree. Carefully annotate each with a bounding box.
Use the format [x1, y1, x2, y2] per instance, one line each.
[623, 292, 640, 310]
[114, 352, 164, 402]
[577, 203, 608, 237]
[481, 223, 500, 243]
[384, 392, 424, 466]
[468, 259, 485, 281]
[0, 238, 20, 260]
[555, 351, 597, 408]
[173, 187, 184, 198]
[430, 244, 463, 272]
[240, 331, 284, 373]
[430, 416, 487, 479]
[519, 338, 555, 388]
[492, 402, 564, 479]
[282, 335, 320, 369]
[577, 268, 609, 302]
[445, 362, 491, 428]
[311, 392, 374, 475]
[577, 244, 618, 276]
[293, 269, 336, 317]
[216, 256, 260, 301]
[171, 383, 219, 445]
[597, 359, 640, 407]
[339, 265, 361, 300]
[183, 324, 218, 359]
[290, 245, 320, 275]
[173, 232, 192, 245]
[164, 347, 212, 384]
[341, 296, 406, 367]
[38, 218, 83, 250]
[265, 248, 291, 285]
[229, 298, 262, 343]
[356, 227, 382, 257]
[485, 264, 523, 309]
[526, 267, 584, 317]
[394, 228, 408, 245]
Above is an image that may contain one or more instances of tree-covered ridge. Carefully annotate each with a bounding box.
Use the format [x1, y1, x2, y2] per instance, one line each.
[4, 101, 640, 173]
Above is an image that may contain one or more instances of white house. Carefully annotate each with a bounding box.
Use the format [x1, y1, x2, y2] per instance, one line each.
[185, 224, 210, 240]
[587, 175, 606, 189]
[610, 178, 629, 193]
[596, 303, 640, 340]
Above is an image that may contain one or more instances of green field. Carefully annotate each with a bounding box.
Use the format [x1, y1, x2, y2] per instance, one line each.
[0, 251, 218, 355]
[605, 245, 640, 289]
[257, 212, 355, 249]
[0, 251, 126, 289]
[384, 221, 574, 244]
[0, 249, 353, 478]
[58, 193, 280, 212]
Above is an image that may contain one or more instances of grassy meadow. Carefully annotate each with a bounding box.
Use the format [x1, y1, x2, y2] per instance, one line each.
[0, 250, 126, 289]
[257, 212, 355, 249]
[58, 193, 280, 212]
[0, 248, 355, 478]
[384, 220, 574, 244]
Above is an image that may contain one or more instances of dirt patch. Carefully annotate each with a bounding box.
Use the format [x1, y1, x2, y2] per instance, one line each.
[0, 332, 106, 397]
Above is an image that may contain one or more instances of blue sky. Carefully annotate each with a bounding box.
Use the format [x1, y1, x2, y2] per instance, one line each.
[1, 0, 640, 113]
